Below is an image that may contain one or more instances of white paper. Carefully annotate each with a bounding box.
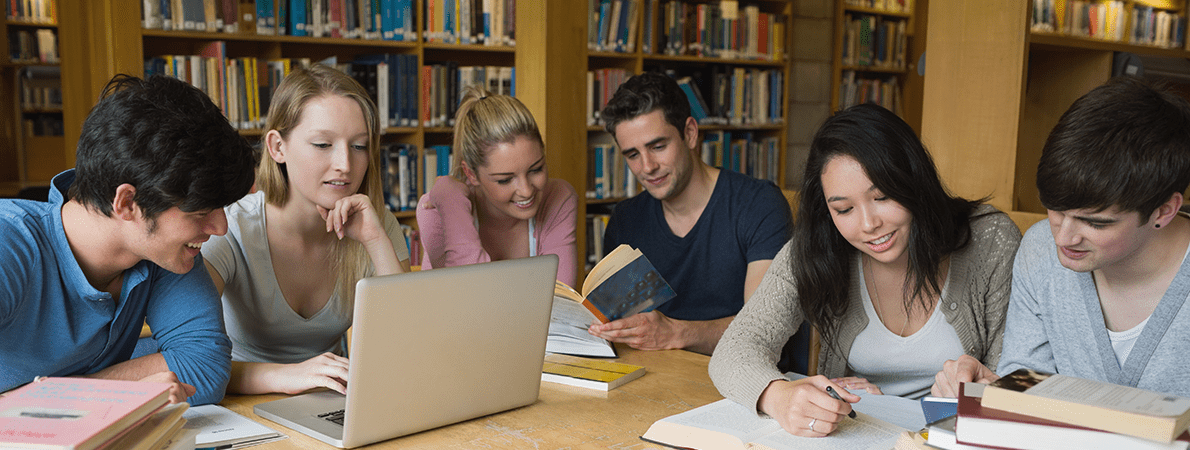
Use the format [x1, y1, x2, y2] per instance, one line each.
[182, 404, 287, 447]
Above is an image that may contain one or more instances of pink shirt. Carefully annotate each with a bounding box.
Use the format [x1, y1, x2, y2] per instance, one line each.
[416, 176, 578, 285]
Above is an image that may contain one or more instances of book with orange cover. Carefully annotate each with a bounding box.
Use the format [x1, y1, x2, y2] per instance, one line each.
[554, 244, 675, 323]
[0, 377, 171, 450]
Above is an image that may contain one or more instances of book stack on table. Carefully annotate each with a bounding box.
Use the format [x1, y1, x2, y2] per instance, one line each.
[923, 369, 1190, 450]
[0, 377, 195, 450]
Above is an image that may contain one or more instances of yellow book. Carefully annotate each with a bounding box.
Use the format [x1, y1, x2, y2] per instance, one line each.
[540, 353, 645, 391]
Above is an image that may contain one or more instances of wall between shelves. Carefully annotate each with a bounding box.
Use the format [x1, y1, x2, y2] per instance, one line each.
[784, 0, 834, 189]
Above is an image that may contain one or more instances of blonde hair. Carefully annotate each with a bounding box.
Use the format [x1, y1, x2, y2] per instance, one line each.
[257, 64, 385, 314]
[451, 85, 544, 179]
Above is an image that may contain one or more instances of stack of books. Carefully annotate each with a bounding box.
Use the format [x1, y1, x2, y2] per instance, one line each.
[923, 369, 1190, 450]
[0, 377, 195, 450]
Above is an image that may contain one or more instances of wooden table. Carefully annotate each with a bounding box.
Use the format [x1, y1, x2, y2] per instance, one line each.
[218, 346, 724, 449]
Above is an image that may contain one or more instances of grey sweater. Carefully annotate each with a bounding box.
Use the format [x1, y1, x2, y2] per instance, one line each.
[999, 221, 1190, 397]
[709, 205, 1021, 411]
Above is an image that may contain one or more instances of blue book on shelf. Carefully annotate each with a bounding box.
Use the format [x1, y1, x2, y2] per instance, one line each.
[391, 0, 405, 40]
[443, 0, 455, 43]
[404, 145, 418, 208]
[676, 78, 708, 122]
[596, 0, 612, 50]
[431, 145, 452, 178]
[277, 0, 288, 35]
[615, 0, 631, 52]
[593, 145, 605, 198]
[290, 0, 308, 36]
[159, 0, 172, 30]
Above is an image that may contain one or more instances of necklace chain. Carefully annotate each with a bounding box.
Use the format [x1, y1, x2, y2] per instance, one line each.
[865, 255, 910, 337]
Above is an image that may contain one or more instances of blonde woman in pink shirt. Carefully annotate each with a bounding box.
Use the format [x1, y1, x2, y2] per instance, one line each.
[416, 86, 578, 285]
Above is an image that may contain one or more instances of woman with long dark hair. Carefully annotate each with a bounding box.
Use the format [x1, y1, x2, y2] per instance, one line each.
[709, 104, 1021, 437]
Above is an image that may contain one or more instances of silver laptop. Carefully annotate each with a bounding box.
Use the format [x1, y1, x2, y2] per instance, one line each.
[254, 255, 558, 448]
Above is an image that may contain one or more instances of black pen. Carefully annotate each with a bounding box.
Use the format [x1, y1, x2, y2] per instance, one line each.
[826, 386, 856, 419]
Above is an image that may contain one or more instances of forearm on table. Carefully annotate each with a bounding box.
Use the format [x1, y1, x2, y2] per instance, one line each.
[87, 352, 170, 380]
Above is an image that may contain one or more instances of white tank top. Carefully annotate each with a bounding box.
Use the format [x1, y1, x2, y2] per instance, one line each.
[848, 258, 965, 399]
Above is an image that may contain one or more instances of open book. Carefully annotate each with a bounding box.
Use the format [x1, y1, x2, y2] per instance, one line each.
[641, 398, 908, 450]
[555, 244, 676, 323]
[548, 281, 616, 357]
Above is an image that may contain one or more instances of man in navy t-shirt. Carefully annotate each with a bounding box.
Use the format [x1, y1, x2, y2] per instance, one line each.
[591, 72, 792, 355]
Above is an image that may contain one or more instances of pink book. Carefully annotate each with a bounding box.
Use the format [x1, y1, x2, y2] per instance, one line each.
[0, 377, 171, 450]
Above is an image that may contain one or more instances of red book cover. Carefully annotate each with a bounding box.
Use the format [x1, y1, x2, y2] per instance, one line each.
[0, 377, 171, 450]
[956, 383, 1190, 450]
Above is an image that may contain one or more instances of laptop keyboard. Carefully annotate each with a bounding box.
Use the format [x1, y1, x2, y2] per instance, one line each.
[319, 409, 346, 426]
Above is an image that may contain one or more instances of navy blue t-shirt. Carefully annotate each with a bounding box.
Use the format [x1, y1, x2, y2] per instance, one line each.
[603, 170, 793, 321]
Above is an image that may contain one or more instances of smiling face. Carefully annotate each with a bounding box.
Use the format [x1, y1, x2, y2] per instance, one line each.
[467, 135, 548, 221]
[1047, 206, 1152, 273]
[137, 206, 228, 274]
[613, 110, 697, 202]
[267, 94, 371, 211]
[821, 155, 913, 266]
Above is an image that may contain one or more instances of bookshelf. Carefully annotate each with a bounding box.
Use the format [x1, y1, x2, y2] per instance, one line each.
[2, 0, 63, 191]
[582, 0, 793, 275]
[921, 0, 1190, 216]
[830, 0, 927, 132]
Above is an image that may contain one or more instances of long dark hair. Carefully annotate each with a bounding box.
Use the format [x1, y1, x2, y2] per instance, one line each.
[794, 104, 983, 349]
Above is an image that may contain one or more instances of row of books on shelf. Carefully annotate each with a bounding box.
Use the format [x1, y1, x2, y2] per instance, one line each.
[423, 0, 515, 45]
[588, 66, 786, 129]
[585, 213, 610, 270]
[652, 0, 785, 60]
[587, 143, 638, 200]
[585, 130, 778, 201]
[7, 28, 56, 63]
[422, 62, 515, 127]
[145, 45, 514, 131]
[587, 0, 642, 53]
[701, 130, 779, 183]
[1030, 0, 1188, 50]
[141, 0, 515, 46]
[921, 369, 1190, 450]
[18, 65, 59, 108]
[840, 13, 908, 70]
[5, 0, 55, 23]
[590, 68, 785, 128]
[671, 67, 784, 127]
[838, 70, 903, 117]
[23, 115, 62, 136]
[844, 0, 912, 13]
[378, 143, 454, 210]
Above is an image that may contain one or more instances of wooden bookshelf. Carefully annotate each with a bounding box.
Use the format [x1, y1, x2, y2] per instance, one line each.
[830, 0, 927, 133]
[581, 0, 793, 278]
[921, 0, 1190, 216]
[1, 4, 63, 188]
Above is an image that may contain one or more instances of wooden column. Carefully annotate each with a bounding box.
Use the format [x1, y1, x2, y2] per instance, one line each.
[516, 0, 588, 280]
[919, 0, 1028, 212]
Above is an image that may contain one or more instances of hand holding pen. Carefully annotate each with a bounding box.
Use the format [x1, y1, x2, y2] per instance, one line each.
[826, 386, 857, 418]
[756, 376, 861, 437]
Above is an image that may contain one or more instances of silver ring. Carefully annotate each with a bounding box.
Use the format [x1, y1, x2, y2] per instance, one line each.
[808, 418, 817, 431]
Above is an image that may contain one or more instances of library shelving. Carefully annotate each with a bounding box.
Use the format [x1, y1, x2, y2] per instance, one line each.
[920, 0, 1190, 217]
[581, 0, 793, 275]
[830, 0, 927, 132]
[2, 0, 63, 193]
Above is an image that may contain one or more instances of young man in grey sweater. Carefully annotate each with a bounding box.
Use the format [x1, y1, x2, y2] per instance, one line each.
[932, 76, 1190, 398]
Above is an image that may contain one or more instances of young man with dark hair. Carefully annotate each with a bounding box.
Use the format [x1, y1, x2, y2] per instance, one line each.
[933, 76, 1190, 397]
[0, 75, 258, 404]
[591, 72, 793, 355]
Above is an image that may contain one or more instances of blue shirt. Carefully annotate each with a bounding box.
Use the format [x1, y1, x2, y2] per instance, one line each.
[603, 169, 793, 321]
[0, 170, 231, 404]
